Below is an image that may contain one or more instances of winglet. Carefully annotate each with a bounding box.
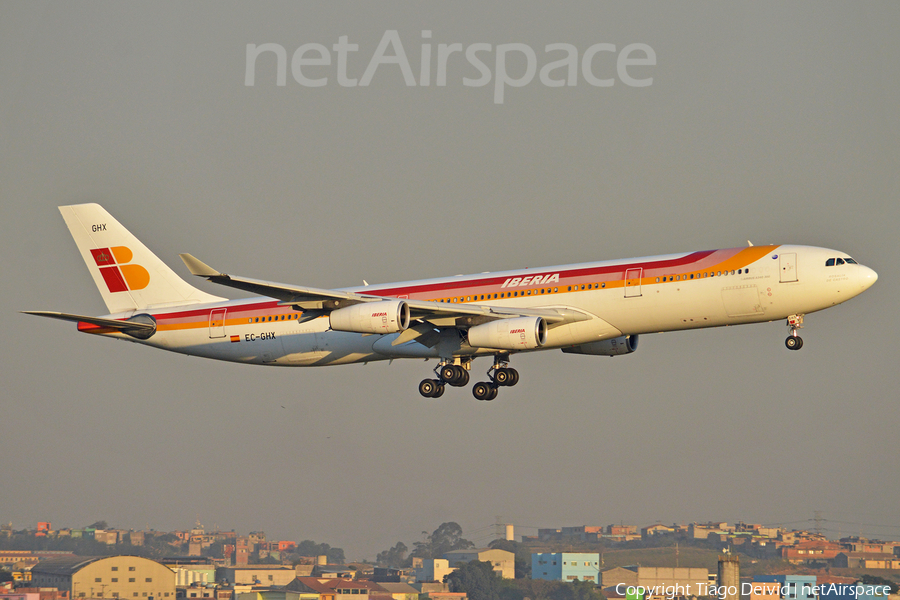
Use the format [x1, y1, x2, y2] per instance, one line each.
[747, 240, 754, 247]
[179, 253, 221, 278]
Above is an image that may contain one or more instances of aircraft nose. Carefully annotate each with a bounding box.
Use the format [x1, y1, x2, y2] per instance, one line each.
[859, 265, 878, 290]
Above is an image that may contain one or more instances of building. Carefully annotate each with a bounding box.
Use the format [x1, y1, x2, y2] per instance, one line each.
[832, 553, 900, 570]
[601, 566, 710, 597]
[641, 525, 674, 540]
[532, 554, 599, 583]
[1, 588, 70, 600]
[216, 567, 298, 587]
[285, 577, 372, 600]
[374, 583, 417, 600]
[412, 560, 453, 584]
[31, 556, 176, 600]
[781, 541, 844, 565]
[753, 576, 817, 600]
[442, 550, 513, 580]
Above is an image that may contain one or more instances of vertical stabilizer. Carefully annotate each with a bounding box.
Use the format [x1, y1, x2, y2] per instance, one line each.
[59, 203, 225, 314]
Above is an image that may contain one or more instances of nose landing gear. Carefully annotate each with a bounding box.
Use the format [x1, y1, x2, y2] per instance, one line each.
[785, 314, 804, 350]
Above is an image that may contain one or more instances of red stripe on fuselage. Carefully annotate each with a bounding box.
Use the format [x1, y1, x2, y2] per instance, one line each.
[366, 250, 717, 298]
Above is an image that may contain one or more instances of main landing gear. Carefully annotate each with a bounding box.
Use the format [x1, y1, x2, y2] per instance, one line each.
[785, 314, 804, 350]
[417, 355, 520, 401]
[418, 360, 471, 398]
[472, 355, 519, 402]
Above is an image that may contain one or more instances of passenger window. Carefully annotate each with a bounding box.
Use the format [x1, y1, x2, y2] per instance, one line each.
[676, 275, 680, 281]
[689, 274, 694, 279]
[836, 258, 845, 265]
[826, 258, 835, 266]
[601, 283, 605, 288]
[737, 269, 742, 274]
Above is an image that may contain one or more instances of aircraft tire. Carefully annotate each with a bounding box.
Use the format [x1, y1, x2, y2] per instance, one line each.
[473, 382, 492, 401]
[494, 368, 510, 386]
[419, 378, 439, 397]
[439, 365, 458, 383]
[785, 336, 803, 350]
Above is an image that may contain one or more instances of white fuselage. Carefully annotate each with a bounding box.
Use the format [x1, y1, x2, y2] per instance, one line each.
[83, 244, 876, 366]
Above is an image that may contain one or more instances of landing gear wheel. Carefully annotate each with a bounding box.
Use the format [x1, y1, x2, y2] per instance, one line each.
[507, 368, 519, 386]
[785, 336, 803, 350]
[494, 368, 511, 386]
[473, 382, 493, 401]
[439, 364, 470, 387]
[439, 365, 458, 383]
[418, 378, 443, 397]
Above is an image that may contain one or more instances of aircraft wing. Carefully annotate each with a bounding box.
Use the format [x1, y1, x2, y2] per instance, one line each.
[179, 254, 590, 328]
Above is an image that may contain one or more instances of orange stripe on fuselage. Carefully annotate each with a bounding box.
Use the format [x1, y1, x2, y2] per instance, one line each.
[145, 245, 781, 329]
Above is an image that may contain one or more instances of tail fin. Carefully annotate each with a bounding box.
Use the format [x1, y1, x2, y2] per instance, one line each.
[59, 203, 225, 313]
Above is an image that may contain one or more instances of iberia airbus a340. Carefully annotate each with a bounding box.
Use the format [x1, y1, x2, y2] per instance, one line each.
[26, 204, 877, 400]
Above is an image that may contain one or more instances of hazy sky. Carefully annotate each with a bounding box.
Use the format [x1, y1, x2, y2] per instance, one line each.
[2, 2, 899, 559]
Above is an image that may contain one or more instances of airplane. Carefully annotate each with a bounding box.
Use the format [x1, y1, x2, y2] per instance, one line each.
[26, 203, 878, 401]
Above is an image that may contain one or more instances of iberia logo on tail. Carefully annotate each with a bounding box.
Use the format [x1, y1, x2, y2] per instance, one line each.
[90, 246, 150, 292]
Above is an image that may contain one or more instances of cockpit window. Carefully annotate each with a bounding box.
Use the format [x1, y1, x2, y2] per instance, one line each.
[826, 258, 835, 267]
[836, 258, 845, 265]
[845, 257, 858, 264]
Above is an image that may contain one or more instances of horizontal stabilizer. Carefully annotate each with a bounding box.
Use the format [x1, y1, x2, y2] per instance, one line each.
[23, 311, 156, 339]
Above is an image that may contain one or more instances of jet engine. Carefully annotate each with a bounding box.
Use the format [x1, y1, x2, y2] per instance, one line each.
[467, 316, 547, 350]
[329, 299, 410, 334]
[561, 334, 638, 356]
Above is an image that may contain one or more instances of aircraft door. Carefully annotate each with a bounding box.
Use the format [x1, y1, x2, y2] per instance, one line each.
[624, 268, 643, 297]
[209, 308, 227, 338]
[780, 253, 798, 283]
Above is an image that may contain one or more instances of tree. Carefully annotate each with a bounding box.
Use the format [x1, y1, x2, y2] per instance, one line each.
[412, 522, 474, 559]
[376, 542, 409, 567]
[446, 560, 500, 600]
[294, 540, 345, 565]
[89, 521, 109, 530]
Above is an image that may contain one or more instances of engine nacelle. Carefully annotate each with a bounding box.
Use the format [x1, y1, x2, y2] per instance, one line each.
[329, 299, 410, 334]
[561, 334, 639, 356]
[467, 316, 547, 351]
